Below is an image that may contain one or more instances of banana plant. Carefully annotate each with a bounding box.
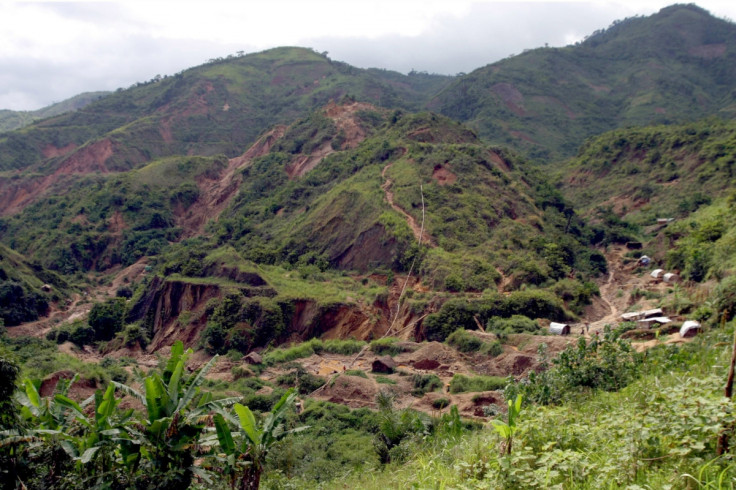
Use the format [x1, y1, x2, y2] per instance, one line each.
[54, 382, 140, 476]
[491, 394, 523, 455]
[207, 388, 306, 490]
[16, 376, 76, 431]
[113, 341, 238, 488]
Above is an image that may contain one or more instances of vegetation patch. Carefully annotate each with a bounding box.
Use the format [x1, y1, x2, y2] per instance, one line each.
[449, 374, 507, 394]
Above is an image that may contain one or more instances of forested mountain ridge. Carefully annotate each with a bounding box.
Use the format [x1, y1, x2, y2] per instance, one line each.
[433, 4, 736, 160]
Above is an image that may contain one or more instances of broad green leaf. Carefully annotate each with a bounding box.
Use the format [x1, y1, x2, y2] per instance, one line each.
[178, 354, 218, 412]
[164, 340, 185, 379]
[111, 381, 145, 407]
[168, 359, 185, 407]
[60, 439, 78, 458]
[24, 379, 40, 408]
[214, 413, 236, 455]
[79, 446, 100, 464]
[234, 403, 260, 446]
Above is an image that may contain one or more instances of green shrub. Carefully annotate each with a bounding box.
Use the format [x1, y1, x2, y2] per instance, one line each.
[231, 365, 253, 380]
[449, 374, 507, 394]
[70, 324, 96, 347]
[431, 398, 451, 410]
[276, 366, 326, 394]
[263, 338, 365, 365]
[122, 323, 148, 348]
[370, 337, 403, 356]
[88, 298, 127, 342]
[446, 329, 484, 352]
[505, 333, 643, 405]
[375, 375, 397, 385]
[345, 369, 368, 378]
[411, 373, 443, 397]
[487, 315, 541, 335]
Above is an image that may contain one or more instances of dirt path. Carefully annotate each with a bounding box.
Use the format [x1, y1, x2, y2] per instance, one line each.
[381, 158, 434, 246]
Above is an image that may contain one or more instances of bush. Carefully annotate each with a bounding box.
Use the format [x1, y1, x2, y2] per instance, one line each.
[70, 324, 96, 347]
[432, 398, 451, 410]
[487, 315, 541, 335]
[231, 365, 253, 380]
[448, 374, 506, 394]
[88, 298, 127, 341]
[411, 374, 443, 397]
[115, 286, 133, 299]
[345, 370, 368, 378]
[277, 366, 326, 394]
[370, 337, 403, 356]
[122, 323, 148, 348]
[446, 329, 484, 352]
[505, 333, 643, 405]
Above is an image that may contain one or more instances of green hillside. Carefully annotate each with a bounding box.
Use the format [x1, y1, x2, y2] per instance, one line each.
[0, 243, 69, 326]
[557, 118, 736, 225]
[433, 4, 736, 160]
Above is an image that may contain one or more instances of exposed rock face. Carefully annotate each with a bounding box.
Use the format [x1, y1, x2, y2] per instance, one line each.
[127, 277, 223, 351]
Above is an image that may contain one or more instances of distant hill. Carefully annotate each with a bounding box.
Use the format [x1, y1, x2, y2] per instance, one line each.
[431, 4, 736, 161]
[0, 91, 109, 133]
[0, 48, 451, 175]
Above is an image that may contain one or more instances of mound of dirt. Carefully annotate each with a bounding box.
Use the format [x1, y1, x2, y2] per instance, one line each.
[412, 390, 506, 420]
[39, 370, 98, 401]
[315, 374, 381, 409]
[403, 342, 466, 365]
[413, 359, 441, 370]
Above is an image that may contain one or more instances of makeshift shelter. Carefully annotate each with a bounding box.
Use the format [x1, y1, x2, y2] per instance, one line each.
[621, 312, 641, 321]
[651, 269, 664, 279]
[640, 308, 663, 319]
[663, 273, 680, 283]
[372, 356, 396, 374]
[549, 322, 570, 335]
[680, 321, 701, 338]
[637, 317, 671, 328]
[638, 255, 651, 266]
[244, 352, 263, 365]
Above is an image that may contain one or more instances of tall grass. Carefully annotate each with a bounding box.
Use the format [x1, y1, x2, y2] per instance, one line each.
[262, 338, 365, 365]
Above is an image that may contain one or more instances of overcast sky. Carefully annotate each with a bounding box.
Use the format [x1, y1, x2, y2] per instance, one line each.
[1, 0, 735, 111]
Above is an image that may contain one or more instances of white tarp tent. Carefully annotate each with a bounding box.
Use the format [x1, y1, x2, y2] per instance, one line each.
[637, 317, 671, 328]
[664, 273, 680, 283]
[550, 322, 570, 335]
[680, 320, 701, 338]
[641, 308, 663, 318]
[651, 269, 664, 279]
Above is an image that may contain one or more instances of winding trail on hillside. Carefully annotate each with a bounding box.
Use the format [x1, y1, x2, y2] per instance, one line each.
[380, 155, 434, 246]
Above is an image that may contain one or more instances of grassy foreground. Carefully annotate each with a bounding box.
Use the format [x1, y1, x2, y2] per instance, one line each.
[267, 324, 736, 489]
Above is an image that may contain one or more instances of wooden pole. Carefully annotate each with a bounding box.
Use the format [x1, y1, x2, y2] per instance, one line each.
[717, 324, 736, 454]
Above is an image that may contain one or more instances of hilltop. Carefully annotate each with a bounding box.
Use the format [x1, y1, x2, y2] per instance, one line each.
[433, 4, 736, 160]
